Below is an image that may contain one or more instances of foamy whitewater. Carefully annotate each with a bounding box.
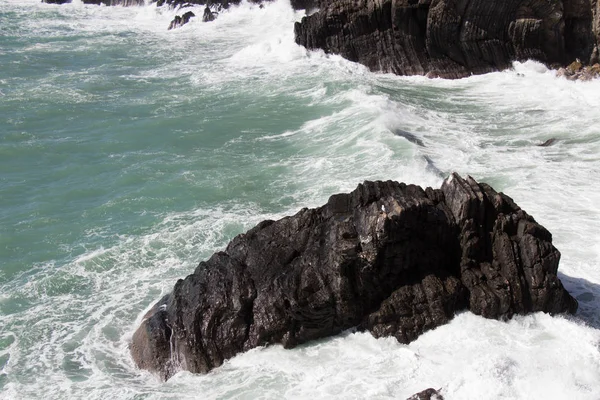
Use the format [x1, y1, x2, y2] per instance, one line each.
[1, 0, 599, 398]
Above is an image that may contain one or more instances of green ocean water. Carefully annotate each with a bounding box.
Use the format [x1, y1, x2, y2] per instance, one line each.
[1, 1, 600, 399]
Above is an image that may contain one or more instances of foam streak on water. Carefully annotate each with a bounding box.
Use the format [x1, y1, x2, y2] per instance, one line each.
[0, 0, 599, 399]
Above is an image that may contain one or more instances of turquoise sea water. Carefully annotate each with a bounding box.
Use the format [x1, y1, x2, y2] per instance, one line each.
[1, 1, 600, 398]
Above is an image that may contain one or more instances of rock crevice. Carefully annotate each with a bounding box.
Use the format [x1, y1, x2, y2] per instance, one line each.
[131, 174, 577, 380]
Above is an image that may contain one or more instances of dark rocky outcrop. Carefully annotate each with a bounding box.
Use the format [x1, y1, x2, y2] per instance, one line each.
[168, 11, 196, 29]
[294, 0, 600, 78]
[131, 174, 577, 380]
[202, 6, 216, 22]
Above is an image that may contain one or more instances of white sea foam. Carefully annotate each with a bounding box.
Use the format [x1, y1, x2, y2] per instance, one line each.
[1, 0, 600, 399]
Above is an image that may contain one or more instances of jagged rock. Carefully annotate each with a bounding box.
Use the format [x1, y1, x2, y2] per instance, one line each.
[567, 60, 584, 74]
[168, 11, 196, 30]
[294, 0, 600, 78]
[131, 174, 577, 380]
[407, 388, 444, 400]
[202, 6, 216, 22]
[557, 61, 600, 80]
[42, 0, 71, 3]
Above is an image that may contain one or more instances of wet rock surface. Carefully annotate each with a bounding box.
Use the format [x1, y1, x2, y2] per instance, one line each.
[131, 173, 577, 380]
[168, 11, 196, 30]
[294, 0, 600, 78]
[202, 6, 216, 22]
[557, 60, 600, 80]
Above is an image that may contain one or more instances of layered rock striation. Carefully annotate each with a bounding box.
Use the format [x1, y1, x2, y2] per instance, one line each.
[131, 174, 577, 380]
[294, 0, 600, 78]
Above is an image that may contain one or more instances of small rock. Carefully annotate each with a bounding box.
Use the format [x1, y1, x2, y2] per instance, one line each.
[168, 11, 195, 30]
[566, 59, 583, 74]
[538, 138, 557, 147]
[202, 6, 216, 22]
[557, 61, 600, 81]
[407, 388, 444, 400]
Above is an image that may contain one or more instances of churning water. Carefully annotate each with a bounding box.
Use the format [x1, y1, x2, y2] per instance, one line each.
[1, 0, 599, 398]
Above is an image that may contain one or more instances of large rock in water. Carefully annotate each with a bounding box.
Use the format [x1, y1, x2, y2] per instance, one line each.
[294, 0, 600, 78]
[130, 174, 577, 380]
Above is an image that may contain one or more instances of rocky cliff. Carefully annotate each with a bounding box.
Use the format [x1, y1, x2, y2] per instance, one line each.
[294, 0, 600, 78]
[130, 174, 577, 380]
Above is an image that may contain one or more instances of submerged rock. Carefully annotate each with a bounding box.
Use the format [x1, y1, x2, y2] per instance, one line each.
[391, 128, 425, 147]
[131, 174, 577, 380]
[407, 388, 444, 400]
[294, 0, 600, 78]
[168, 11, 195, 30]
[539, 138, 558, 147]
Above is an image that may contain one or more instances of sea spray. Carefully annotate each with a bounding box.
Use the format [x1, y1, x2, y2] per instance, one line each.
[0, 0, 599, 398]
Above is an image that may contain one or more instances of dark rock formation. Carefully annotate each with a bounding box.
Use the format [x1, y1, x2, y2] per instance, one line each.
[131, 173, 577, 380]
[407, 388, 444, 400]
[202, 6, 216, 22]
[168, 11, 196, 29]
[294, 0, 600, 78]
[42, 0, 71, 4]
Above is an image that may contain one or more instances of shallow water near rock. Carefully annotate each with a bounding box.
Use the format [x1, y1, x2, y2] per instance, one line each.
[1, 0, 599, 399]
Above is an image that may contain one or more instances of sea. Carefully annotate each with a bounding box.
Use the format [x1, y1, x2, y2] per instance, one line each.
[1, 0, 599, 398]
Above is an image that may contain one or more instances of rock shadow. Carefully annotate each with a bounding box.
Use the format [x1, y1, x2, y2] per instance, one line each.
[558, 272, 600, 330]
